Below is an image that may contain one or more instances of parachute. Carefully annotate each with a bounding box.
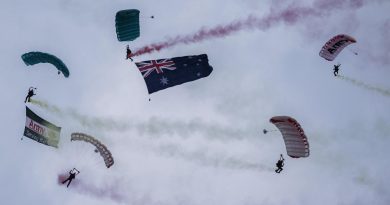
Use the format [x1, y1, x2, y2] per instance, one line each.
[70, 133, 114, 168]
[21, 52, 70, 77]
[319, 34, 357, 61]
[115, 9, 140, 42]
[270, 116, 310, 158]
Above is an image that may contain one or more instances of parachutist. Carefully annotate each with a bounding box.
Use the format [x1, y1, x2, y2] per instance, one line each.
[126, 45, 134, 61]
[275, 154, 285, 173]
[333, 64, 341, 76]
[24, 87, 36, 103]
[62, 168, 80, 188]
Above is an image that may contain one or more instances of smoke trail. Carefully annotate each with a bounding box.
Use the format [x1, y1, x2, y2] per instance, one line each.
[57, 174, 126, 203]
[337, 75, 390, 97]
[30, 99, 258, 141]
[153, 143, 273, 172]
[132, 0, 367, 56]
[30, 99, 131, 131]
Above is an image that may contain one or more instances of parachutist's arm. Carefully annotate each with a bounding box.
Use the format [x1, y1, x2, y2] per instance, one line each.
[73, 168, 80, 174]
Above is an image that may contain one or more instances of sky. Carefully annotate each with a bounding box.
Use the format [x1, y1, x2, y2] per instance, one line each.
[0, 0, 389, 204]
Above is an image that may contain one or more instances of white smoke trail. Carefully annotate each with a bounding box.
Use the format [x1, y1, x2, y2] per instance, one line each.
[29, 99, 259, 142]
[337, 75, 390, 97]
[154, 143, 273, 172]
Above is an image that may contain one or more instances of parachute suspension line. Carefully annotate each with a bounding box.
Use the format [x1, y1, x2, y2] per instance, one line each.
[263, 129, 278, 134]
[69, 138, 100, 169]
[71, 144, 103, 170]
[140, 15, 154, 19]
[347, 47, 358, 55]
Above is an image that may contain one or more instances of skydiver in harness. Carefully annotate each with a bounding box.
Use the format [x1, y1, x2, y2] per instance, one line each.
[333, 63, 341, 76]
[126, 45, 133, 61]
[275, 154, 285, 173]
[24, 87, 36, 103]
[62, 168, 80, 188]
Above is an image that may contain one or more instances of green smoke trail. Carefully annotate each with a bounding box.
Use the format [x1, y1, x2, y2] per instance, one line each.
[29, 99, 63, 115]
[337, 75, 390, 97]
[29, 99, 130, 131]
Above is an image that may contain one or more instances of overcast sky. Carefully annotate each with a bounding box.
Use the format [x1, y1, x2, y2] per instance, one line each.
[1, 0, 389, 204]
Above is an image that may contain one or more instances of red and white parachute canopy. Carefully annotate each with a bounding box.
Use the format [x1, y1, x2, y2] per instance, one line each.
[319, 34, 356, 61]
[270, 116, 309, 158]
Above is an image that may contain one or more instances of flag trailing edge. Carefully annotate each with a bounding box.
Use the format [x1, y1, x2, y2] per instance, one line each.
[24, 106, 61, 148]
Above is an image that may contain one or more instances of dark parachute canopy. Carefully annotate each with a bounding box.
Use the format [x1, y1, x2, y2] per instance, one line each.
[270, 116, 310, 158]
[115, 9, 140, 42]
[21, 52, 70, 77]
[71, 133, 114, 168]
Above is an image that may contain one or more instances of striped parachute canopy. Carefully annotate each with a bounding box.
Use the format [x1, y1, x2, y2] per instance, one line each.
[71, 133, 114, 168]
[21, 51, 70, 77]
[270, 116, 309, 158]
[115, 9, 140, 42]
[319, 34, 356, 61]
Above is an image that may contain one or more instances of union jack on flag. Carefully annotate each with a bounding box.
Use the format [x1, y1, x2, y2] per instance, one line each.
[135, 59, 176, 78]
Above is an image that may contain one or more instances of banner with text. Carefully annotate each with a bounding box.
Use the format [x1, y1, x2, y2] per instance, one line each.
[24, 106, 61, 148]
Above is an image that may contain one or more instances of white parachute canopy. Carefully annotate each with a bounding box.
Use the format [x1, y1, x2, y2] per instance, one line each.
[270, 116, 310, 158]
[70, 133, 114, 168]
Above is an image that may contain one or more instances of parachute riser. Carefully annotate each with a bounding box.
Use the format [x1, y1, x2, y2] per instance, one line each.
[263, 129, 278, 134]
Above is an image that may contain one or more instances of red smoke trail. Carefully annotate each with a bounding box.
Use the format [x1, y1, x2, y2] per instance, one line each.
[57, 174, 126, 203]
[133, 0, 366, 56]
[57, 174, 67, 185]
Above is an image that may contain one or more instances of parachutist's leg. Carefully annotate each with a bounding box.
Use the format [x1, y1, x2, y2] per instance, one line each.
[24, 96, 28, 103]
[62, 178, 69, 184]
[67, 179, 72, 187]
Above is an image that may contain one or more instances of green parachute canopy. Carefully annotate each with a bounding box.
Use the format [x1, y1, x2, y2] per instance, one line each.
[115, 9, 140, 42]
[21, 52, 70, 77]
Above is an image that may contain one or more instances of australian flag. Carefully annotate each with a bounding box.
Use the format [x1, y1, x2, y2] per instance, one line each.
[135, 54, 213, 94]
